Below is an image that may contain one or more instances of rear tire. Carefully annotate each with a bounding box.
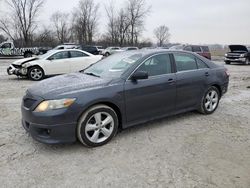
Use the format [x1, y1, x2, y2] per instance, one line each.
[198, 86, 220, 115]
[77, 105, 118, 147]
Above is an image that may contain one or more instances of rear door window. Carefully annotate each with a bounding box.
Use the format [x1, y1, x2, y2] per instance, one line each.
[70, 51, 88, 58]
[174, 53, 198, 72]
[196, 58, 208, 69]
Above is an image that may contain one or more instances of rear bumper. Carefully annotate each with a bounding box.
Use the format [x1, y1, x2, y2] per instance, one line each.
[221, 82, 229, 96]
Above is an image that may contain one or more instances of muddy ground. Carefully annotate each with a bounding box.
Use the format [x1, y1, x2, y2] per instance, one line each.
[0, 58, 250, 188]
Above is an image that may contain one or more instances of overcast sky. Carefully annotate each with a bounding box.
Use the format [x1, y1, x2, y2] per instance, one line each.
[2, 0, 250, 45]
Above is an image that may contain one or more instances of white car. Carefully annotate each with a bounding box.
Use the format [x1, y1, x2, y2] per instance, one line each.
[7, 49, 102, 81]
[101, 47, 122, 56]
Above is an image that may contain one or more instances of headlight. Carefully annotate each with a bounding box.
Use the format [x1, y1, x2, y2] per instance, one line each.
[225, 53, 228, 57]
[34, 98, 76, 112]
[240, 54, 245, 57]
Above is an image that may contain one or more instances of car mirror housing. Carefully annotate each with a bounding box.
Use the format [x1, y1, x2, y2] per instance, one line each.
[131, 71, 149, 81]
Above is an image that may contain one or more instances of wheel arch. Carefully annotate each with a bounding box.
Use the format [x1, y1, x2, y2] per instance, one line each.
[210, 84, 222, 98]
[77, 101, 123, 130]
[27, 64, 45, 75]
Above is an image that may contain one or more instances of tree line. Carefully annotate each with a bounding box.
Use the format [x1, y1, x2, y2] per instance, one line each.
[0, 0, 170, 48]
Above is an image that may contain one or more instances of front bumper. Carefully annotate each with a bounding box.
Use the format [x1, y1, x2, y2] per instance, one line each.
[22, 119, 77, 144]
[224, 57, 246, 63]
[21, 93, 78, 144]
[7, 65, 27, 76]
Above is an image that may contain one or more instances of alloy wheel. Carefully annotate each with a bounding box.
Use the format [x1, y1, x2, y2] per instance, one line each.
[84, 112, 114, 144]
[204, 90, 219, 112]
[30, 68, 43, 80]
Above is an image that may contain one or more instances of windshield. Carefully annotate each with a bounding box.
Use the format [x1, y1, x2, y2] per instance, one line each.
[84, 52, 143, 78]
[170, 45, 184, 50]
[38, 50, 56, 59]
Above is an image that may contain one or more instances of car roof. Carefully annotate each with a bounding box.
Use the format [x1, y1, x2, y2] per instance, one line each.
[48, 49, 93, 56]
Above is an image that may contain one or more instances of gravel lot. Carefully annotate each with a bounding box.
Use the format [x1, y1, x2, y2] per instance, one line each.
[0, 58, 250, 188]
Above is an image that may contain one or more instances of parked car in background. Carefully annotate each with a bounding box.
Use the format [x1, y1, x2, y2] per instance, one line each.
[101, 47, 121, 56]
[52, 44, 78, 50]
[21, 50, 229, 147]
[224, 45, 250, 65]
[79, 46, 102, 55]
[38, 47, 53, 55]
[7, 49, 102, 81]
[120, 47, 139, 51]
[170, 45, 211, 60]
[0, 41, 39, 58]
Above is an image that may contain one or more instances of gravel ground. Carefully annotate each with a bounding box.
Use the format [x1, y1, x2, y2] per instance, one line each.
[0, 58, 250, 188]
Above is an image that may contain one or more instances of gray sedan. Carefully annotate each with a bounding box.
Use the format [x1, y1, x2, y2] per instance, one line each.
[21, 50, 229, 147]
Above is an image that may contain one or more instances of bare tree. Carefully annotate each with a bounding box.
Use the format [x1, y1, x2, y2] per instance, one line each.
[126, 0, 150, 45]
[154, 25, 170, 46]
[51, 11, 71, 43]
[72, 0, 99, 44]
[0, 0, 44, 46]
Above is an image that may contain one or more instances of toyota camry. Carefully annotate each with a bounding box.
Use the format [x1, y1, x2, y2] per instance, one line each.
[21, 50, 229, 147]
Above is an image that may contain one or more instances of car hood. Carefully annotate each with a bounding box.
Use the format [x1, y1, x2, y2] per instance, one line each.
[28, 73, 111, 98]
[228, 45, 248, 52]
[12, 57, 39, 66]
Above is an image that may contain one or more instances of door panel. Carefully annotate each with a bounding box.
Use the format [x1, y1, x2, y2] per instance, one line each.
[125, 75, 176, 123]
[176, 70, 208, 110]
[124, 53, 176, 123]
[45, 51, 70, 75]
[173, 53, 210, 110]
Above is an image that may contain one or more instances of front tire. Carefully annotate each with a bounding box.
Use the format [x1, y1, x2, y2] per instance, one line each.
[198, 86, 220, 115]
[77, 105, 119, 147]
[28, 66, 44, 81]
[225, 61, 231, 65]
[105, 52, 110, 57]
[245, 59, 250, 65]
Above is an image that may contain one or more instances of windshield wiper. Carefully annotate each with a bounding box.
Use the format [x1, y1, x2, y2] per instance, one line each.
[84, 72, 100, 78]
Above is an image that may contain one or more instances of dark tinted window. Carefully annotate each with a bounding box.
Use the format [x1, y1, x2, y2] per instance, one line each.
[128, 48, 137, 50]
[184, 46, 192, 51]
[137, 54, 172, 76]
[70, 51, 88, 58]
[192, 46, 202, 52]
[201, 46, 209, 52]
[2, 43, 11, 48]
[196, 58, 208, 69]
[49, 51, 69, 60]
[174, 53, 197, 72]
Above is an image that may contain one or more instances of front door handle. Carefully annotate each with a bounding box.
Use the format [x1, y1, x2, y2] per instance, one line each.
[205, 72, 210, 77]
[167, 78, 175, 83]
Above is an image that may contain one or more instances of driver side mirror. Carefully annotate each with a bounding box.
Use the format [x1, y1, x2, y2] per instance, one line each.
[131, 71, 148, 81]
